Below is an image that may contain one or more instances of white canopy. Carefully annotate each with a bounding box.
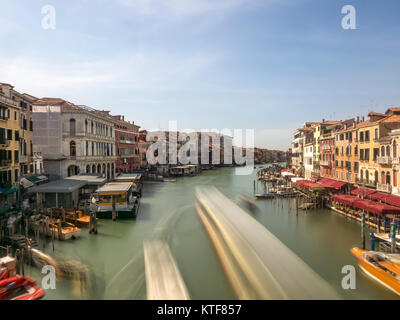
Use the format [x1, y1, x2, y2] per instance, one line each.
[281, 172, 295, 177]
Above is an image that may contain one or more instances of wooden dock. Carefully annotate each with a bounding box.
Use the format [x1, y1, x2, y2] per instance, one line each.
[144, 240, 190, 300]
[195, 186, 338, 300]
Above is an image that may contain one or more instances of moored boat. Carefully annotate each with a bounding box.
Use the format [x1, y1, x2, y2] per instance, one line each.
[65, 210, 98, 227]
[351, 247, 400, 296]
[255, 193, 275, 199]
[47, 221, 81, 240]
[0, 276, 45, 300]
[95, 182, 139, 219]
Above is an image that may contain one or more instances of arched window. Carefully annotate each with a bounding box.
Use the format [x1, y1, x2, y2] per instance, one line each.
[375, 171, 378, 183]
[92, 164, 96, 173]
[386, 146, 390, 158]
[70, 119, 76, 136]
[85, 120, 88, 133]
[381, 171, 386, 184]
[70, 141, 76, 157]
[97, 164, 101, 173]
[86, 165, 90, 173]
[386, 172, 391, 185]
[381, 146, 385, 157]
[366, 170, 369, 182]
[360, 170, 364, 181]
[394, 140, 397, 158]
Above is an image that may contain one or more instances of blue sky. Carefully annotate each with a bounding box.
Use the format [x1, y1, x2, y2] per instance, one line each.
[1, 0, 400, 149]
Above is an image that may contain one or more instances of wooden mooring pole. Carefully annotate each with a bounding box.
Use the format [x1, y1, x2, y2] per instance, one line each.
[361, 212, 366, 250]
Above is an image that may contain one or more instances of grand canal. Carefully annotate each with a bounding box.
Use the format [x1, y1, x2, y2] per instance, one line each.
[26, 166, 398, 299]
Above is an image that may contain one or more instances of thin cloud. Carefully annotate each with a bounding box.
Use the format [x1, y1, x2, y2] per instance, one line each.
[118, 0, 251, 16]
[0, 51, 218, 96]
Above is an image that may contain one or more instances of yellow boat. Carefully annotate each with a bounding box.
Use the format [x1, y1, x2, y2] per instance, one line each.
[48, 221, 81, 241]
[65, 210, 97, 227]
[351, 247, 400, 296]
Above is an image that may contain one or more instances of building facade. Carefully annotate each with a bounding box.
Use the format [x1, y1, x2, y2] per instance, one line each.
[113, 115, 140, 173]
[32, 98, 117, 180]
[0, 83, 39, 203]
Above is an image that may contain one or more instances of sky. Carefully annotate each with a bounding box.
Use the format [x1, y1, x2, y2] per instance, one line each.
[0, 0, 400, 150]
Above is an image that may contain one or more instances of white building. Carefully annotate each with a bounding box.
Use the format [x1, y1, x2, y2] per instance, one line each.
[304, 143, 313, 180]
[32, 98, 117, 180]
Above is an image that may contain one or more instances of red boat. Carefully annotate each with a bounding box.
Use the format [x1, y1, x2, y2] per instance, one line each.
[0, 276, 45, 300]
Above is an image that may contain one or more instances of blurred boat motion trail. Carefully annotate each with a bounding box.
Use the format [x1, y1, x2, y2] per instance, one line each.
[195, 186, 339, 300]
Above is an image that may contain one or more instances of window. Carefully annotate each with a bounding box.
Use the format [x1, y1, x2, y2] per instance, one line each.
[355, 145, 358, 155]
[360, 132, 364, 142]
[7, 129, 12, 140]
[14, 130, 19, 141]
[374, 128, 378, 140]
[394, 140, 397, 158]
[365, 130, 370, 142]
[365, 148, 370, 161]
[70, 141, 76, 156]
[373, 148, 379, 162]
[70, 119, 76, 136]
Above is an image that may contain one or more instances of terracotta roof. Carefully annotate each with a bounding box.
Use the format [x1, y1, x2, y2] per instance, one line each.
[386, 107, 400, 114]
[0, 82, 14, 88]
[321, 121, 341, 125]
[380, 114, 400, 123]
[368, 112, 386, 117]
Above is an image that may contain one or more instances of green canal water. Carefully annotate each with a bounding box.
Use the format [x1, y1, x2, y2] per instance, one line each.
[25, 167, 398, 300]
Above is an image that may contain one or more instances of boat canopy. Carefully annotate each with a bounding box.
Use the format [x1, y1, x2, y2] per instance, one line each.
[96, 182, 133, 194]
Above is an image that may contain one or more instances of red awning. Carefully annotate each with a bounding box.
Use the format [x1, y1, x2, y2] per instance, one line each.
[351, 188, 376, 197]
[365, 202, 400, 216]
[295, 180, 325, 189]
[332, 194, 358, 206]
[317, 178, 347, 190]
[367, 192, 387, 201]
[368, 193, 400, 208]
[353, 199, 374, 211]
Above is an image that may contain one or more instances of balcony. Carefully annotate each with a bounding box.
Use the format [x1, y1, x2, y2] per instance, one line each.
[320, 160, 331, 167]
[0, 160, 11, 168]
[392, 157, 400, 165]
[120, 140, 136, 144]
[377, 156, 392, 166]
[0, 95, 18, 108]
[377, 183, 392, 193]
[321, 144, 332, 150]
[0, 140, 10, 147]
[19, 155, 28, 163]
[356, 178, 377, 188]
